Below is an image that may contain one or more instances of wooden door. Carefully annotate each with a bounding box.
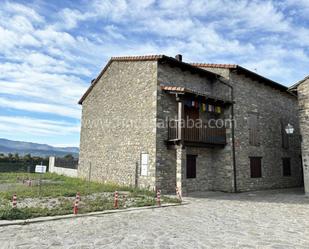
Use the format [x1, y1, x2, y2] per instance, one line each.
[184, 106, 199, 120]
[184, 106, 199, 141]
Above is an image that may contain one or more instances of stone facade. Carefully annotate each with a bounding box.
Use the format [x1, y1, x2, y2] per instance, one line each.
[156, 63, 234, 193]
[204, 67, 302, 192]
[231, 72, 302, 191]
[78, 56, 303, 194]
[293, 78, 309, 194]
[78, 60, 158, 189]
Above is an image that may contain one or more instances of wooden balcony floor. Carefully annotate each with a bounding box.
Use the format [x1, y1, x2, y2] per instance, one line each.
[167, 126, 227, 147]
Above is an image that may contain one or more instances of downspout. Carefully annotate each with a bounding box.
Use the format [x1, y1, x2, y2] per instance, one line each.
[215, 76, 237, 193]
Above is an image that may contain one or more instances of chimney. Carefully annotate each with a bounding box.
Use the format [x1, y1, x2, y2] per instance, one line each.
[175, 54, 182, 62]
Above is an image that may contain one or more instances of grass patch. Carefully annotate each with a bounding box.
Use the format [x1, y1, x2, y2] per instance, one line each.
[0, 172, 150, 200]
[0, 173, 180, 220]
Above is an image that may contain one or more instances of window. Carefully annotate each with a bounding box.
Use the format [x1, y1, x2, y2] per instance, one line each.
[248, 113, 259, 146]
[282, 158, 291, 176]
[280, 120, 289, 149]
[250, 157, 262, 178]
[186, 155, 197, 178]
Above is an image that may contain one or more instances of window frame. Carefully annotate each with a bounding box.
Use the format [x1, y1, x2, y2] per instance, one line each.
[248, 113, 260, 146]
[280, 120, 289, 149]
[186, 154, 197, 179]
[282, 157, 291, 177]
[250, 157, 262, 178]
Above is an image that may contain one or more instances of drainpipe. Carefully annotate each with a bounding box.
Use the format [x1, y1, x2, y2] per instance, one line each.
[215, 76, 237, 193]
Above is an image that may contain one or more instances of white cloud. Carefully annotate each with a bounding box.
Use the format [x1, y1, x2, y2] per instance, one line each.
[0, 62, 87, 105]
[1, 0, 309, 145]
[4, 1, 44, 23]
[142, 17, 195, 37]
[0, 116, 80, 136]
[0, 97, 81, 119]
[0, 26, 19, 50]
[20, 34, 41, 46]
[103, 25, 126, 40]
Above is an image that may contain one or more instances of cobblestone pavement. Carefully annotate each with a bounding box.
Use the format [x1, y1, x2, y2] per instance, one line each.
[1, 188, 309, 249]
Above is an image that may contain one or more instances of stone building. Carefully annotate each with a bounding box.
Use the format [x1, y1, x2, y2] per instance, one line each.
[289, 77, 309, 195]
[78, 54, 303, 194]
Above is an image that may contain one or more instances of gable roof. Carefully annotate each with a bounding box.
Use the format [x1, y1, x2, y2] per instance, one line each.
[288, 75, 309, 92]
[78, 55, 219, 104]
[191, 63, 289, 92]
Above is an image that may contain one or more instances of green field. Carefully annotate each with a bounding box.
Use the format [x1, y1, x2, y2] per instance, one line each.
[0, 173, 179, 220]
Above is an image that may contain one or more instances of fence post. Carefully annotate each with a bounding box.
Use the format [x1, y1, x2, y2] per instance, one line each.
[135, 162, 139, 188]
[12, 194, 17, 208]
[156, 190, 161, 207]
[88, 162, 92, 194]
[76, 192, 81, 201]
[114, 191, 119, 209]
[123, 195, 127, 208]
[73, 198, 79, 215]
[48, 156, 55, 173]
[38, 161, 42, 197]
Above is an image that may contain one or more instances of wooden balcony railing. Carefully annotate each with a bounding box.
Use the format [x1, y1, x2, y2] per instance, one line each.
[167, 121, 226, 145]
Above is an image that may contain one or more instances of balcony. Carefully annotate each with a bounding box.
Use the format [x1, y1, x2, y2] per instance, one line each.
[167, 122, 227, 147]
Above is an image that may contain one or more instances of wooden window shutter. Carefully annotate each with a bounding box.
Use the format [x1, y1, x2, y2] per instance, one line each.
[250, 157, 262, 178]
[186, 155, 197, 179]
[282, 158, 291, 176]
[280, 120, 289, 149]
[248, 113, 259, 146]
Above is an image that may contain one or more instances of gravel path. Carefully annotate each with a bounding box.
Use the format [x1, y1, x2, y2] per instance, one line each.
[1, 188, 308, 249]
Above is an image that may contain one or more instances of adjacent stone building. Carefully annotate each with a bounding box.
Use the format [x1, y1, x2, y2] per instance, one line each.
[289, 77, 309, 195]
[78, 55, 303, 194]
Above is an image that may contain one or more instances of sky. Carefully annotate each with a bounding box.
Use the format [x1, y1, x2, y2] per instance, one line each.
[0, 0, 309, 147]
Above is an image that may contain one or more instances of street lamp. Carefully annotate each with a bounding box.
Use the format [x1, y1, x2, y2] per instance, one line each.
[285, 123, 294, 135]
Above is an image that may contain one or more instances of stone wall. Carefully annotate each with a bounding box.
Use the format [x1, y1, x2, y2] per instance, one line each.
[156, 63, 234, 193]
[230, 72, 302, 191]
[49, 157, 78, 178]
[297, 79, 309, 194]
[201, 67, 302, 191]
[78, 60, 158, 189]
[79, 58, 302, 194]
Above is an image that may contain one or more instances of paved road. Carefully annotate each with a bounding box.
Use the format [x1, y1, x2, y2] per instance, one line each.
[1, 188, 309, 249]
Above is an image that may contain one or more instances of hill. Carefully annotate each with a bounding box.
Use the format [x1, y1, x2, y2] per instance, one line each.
[0, 138, 79, 158]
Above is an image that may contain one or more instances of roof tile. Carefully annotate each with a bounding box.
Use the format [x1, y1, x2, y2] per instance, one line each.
[111, 55, 164, 61]
[190, 63, 237, 69]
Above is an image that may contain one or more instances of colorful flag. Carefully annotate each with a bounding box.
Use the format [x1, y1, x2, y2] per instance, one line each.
[202, 103, 206, 112]
[208, 104, 213, 112]
[195, 100, 199, 109]
[215, 106, 222, 114]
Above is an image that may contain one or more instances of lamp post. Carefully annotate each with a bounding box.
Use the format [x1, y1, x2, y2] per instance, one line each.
[285, 123, 294, 135]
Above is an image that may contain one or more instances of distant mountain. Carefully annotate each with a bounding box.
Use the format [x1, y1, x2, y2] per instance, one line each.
[0, 138, 79, 158]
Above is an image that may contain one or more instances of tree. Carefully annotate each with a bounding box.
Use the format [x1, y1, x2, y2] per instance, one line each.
[64, 154, 74, 160]
[24, 153, 32, 161]
[14, 153, 19, 160]
[8, 153, 13, 160]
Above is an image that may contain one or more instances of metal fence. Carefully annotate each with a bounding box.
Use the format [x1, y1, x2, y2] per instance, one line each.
[0, 159, 49, 173]
[54, 158, 79, 169]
